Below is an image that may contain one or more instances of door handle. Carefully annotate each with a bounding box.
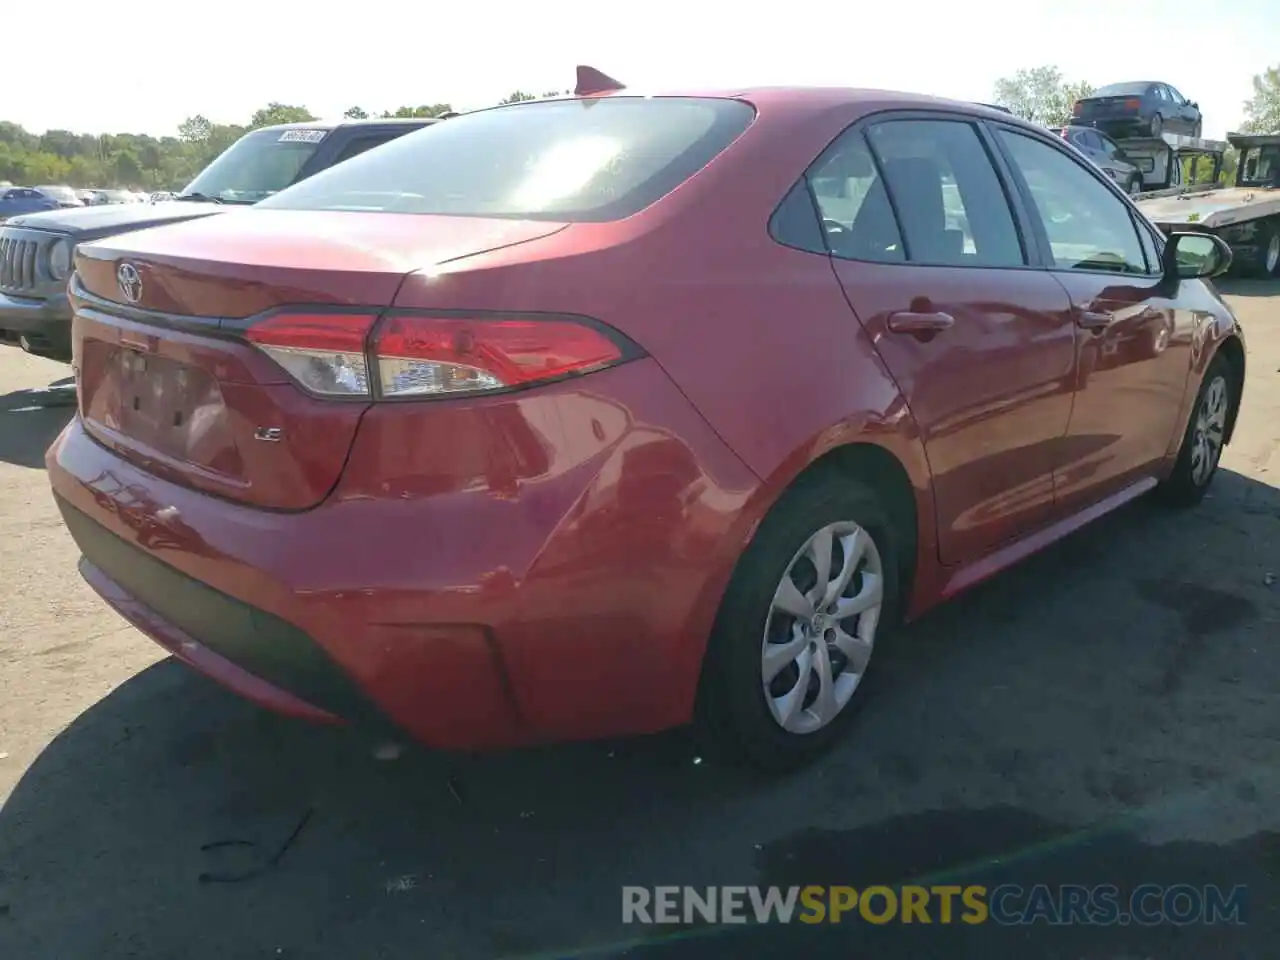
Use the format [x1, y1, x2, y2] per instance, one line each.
[1076, 310, 1115, 332]
[887, 311, 955, 335]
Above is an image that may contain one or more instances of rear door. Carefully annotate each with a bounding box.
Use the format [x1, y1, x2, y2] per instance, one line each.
[991, 125, 1193, 510]
[815, 114, 1078, 565]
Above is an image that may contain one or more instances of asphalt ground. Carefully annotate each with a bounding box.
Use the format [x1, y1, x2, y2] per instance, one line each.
[1, 280, 1277, 959]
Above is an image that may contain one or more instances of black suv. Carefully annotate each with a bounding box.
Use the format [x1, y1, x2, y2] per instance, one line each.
[0, 117, 435, 362]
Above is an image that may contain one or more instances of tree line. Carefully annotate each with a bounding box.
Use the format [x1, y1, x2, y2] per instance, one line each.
[0, 90, 565, 192]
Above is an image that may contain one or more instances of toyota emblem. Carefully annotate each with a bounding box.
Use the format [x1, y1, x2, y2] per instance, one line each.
[117, 263, 142, 304]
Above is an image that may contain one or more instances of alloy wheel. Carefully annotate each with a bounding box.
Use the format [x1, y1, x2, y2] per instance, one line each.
[761, 521, 884, 734]
[1190, 375, 1228, 486]
[1266, 233, 1280, 275]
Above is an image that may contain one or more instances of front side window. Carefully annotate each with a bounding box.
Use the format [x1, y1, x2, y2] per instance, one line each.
[330, 133, 403, 165]
[998, 130, 1147, 274]
[867, 119, 1025, 267]
[183, 127, 330, 204]
[258, 97, 755, 222]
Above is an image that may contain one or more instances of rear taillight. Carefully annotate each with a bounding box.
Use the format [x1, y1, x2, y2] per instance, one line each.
[247, 312, 375, 397]
[247, 309, 634, 400]
[1124, 98, 1141, 111]
[373, 315, 625, 398]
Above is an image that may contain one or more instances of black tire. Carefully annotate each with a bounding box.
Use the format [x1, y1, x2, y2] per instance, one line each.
[1150, 113, 1164, 137]
[696, 473, 902, 774]
[1126, 173, 1143, 196]
[1154, 354, 1235, 507]
[1260, 223, 1280, 278]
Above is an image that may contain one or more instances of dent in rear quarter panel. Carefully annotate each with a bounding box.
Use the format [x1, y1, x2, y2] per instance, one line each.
[328, 358, 761, 741]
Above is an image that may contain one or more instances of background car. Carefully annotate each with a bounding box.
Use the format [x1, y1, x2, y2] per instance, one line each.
[48, 87, 1244, 774]
[1052, 124, 1144, 193]
[0, 187, 60, 221]
[1072, 81, 1202, 139]
[32, 185, 84, 208]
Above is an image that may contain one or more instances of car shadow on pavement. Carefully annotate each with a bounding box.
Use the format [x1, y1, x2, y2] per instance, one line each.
[1, 470, 1277, 959]
[1215, 277, 1279, 299]
[0, 378, 75, 469]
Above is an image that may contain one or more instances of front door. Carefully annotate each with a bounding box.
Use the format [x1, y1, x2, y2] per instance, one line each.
[992, 126, 1196, 511]
[811, 116, 1078, 565]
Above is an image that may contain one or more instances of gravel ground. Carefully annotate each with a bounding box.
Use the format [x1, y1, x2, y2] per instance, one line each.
[1, 282, 1277, 959]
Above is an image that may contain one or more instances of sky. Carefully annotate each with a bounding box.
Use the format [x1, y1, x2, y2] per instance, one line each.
[3, 0, 1277, 140]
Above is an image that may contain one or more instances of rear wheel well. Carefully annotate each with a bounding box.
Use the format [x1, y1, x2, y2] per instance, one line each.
[791, 443, 920, 598]
[1215, 336, 1245, 443]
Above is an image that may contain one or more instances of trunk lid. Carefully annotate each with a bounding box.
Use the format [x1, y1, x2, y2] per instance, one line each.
[72, 210, 568, 510]
[1078, 96, 1138, 118]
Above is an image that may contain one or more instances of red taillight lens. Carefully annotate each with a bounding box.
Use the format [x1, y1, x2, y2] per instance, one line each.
[246, 309, 633, 400]
[247, 312, 376, 397]
[1071, 101, 1083, 116]
[373, 315, 626, 398]
[1124, 98, 1141, 111]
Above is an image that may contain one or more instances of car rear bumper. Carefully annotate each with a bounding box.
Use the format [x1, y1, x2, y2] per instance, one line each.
[46, 358, 760, 749]
[0, 289, 71, 359]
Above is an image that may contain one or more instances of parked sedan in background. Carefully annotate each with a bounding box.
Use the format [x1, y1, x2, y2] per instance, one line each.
[1073, 81, 1202, 139]
[48, 83, 1245, 773]
[0, 187, 62, 221]
[1053, 125, 1144, 193]
[33, 185, 84, 208]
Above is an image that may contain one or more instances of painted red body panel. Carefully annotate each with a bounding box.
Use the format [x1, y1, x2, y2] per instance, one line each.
[46, 87, 1246, 748]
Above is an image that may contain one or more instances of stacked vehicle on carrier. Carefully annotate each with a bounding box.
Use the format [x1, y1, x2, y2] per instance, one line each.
[1066, 79, 1280, 277]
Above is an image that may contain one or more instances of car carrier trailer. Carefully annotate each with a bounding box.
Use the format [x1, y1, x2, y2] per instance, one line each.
[1128, 131, 1280, 277]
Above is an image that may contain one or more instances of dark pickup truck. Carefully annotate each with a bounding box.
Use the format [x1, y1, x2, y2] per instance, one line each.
[0, 117, 435, 361]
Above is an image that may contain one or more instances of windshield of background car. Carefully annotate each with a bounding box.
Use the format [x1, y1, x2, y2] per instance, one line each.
[182, 127, 329, 204]
[1093, 83, 1151, 97]
[256, 97, 756, 222]
[35, 185, 77, 202]
[1239, 146, 1279, 185]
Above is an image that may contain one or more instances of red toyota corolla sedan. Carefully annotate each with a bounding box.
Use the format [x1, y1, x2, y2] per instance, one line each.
[47, 81, 1245, 771]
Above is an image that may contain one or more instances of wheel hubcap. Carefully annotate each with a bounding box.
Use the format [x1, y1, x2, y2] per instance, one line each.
[761, 521, 884, 734]
[1190, 375, 1228, 486]
[1266, 234, 1279, 274]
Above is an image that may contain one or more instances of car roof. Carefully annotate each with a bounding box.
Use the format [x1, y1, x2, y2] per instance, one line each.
[505, 86, 1041, 127]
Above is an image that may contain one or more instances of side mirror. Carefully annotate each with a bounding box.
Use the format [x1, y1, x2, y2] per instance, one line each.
[1190, 101, 1199, 109]
[1163, 231, 1232, 281]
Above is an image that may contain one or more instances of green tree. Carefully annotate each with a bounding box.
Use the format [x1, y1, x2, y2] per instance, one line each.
[1241, 64, 1280, 134]
[343, 106, 369, 119]
[382, 103, 454, 118]
[499, 91, 537, 104]
[993, 66, 1094, 127]
[178, 115, 213, 143]
[249, 103, 317, 128]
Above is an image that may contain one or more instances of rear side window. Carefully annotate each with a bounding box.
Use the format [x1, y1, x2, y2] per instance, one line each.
[259, 97, 755, 222]
[867, 119, 1025, 267]
[998, 130, 1147, 274]
[805, 130, 904, 263]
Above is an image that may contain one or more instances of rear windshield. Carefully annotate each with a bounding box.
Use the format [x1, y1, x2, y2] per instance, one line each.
[256, 97, 756, 222]
[183, 127, 329, 204]
[1093, 83, 1152, 98]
